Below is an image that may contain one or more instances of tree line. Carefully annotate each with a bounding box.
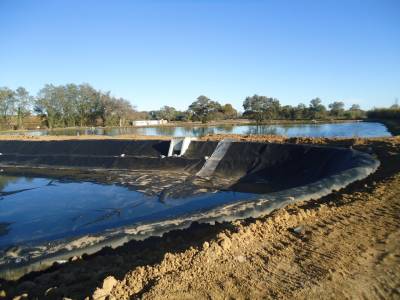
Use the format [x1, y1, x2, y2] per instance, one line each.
[241, 95, 365, 123]
[0, 84, 145, 129]
[0, 84, 397, 129]
[149, 95, 368, 124]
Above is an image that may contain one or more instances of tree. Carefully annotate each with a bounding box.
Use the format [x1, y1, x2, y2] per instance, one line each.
[35, 84, 62, 129]
[104, 97, 136, 127]
[75, 84, 98, 127]
[346, 104, 365, 119]
[309, 98, 327, 119]
[220, 103, 238, 119]
[293, 103, 307, 119]
[279, 105, 295, 120]
[130, 110, 149, 121]
[243, 94, 280, 122]
[62, 84, 80, 127]
[52, 85, 70, 127]
[96, 91, 112, 125]
[34, 83, 137, 128]
[328, 101, 345, 118]
[174, 110, 191, 121]
[0, 87, 16, 127]
[14, 87, 33, 129]
[158, 106, 177, 121]
[188, 95, 221, 123]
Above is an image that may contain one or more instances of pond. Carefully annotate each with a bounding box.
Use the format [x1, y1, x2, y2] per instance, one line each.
[0, 175, 251, 249]
[0, 121, 392, 138]
[0, 138, 380, 278]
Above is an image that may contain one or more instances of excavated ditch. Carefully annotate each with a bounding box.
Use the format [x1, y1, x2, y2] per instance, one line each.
[0, 139, 379, 279]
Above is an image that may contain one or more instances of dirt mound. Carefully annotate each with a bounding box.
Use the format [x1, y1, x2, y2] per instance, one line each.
[107, 175, 400, 299]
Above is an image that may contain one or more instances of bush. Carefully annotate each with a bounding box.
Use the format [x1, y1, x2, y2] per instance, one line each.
[367, 108, 400, 120]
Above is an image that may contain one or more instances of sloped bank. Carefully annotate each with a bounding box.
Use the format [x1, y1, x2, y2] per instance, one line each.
[0, 138, 379, 280]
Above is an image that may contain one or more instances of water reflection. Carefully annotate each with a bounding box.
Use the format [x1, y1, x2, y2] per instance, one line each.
[153, 126, 178, 136]
[215, 125, 235, 134]
[0, 176, 35, 196]
[244, 125, 279, 135]
[0, 122, 392, 138]
[0, 176, 20, 191]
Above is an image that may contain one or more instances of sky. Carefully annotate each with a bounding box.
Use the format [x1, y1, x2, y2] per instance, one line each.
[0, 0, 399, 111]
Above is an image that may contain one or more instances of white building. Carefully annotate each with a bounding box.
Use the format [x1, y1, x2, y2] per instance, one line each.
[131, 120, 168, 127]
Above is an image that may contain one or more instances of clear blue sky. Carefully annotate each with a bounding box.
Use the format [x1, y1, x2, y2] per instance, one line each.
[1, 0, 399, 111]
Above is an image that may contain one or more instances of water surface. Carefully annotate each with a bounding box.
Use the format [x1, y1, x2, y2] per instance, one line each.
[0, 175, 251, 248]
[0, 122, 392, 138]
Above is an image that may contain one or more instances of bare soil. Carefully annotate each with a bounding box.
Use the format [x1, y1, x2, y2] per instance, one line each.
[0, 135, 399, 299]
